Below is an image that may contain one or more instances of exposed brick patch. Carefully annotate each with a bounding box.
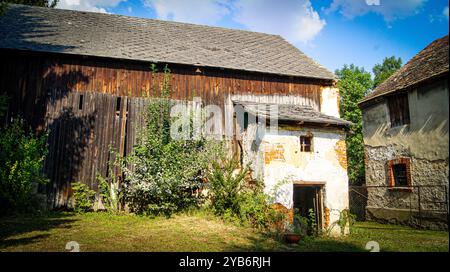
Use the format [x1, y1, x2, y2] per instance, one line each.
[264, 143, 286, 165]
[271, 203, 293, 230]
[324, 207, 330, 229]
[334, 139, 348, 170]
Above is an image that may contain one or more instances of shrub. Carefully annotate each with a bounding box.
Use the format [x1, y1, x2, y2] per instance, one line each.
[238, 190, 277, 229]
[0, 118, 48, 215]
[72, 182, 96, 213]
[207, 157, 284, 229]
[120, 65, 221, 217]
[97, 172, 122, 213]
[207, 157, 248, 216]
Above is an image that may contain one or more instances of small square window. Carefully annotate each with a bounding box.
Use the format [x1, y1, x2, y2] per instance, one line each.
[300, 136, 312, 152]
[388, 158, 412, 189]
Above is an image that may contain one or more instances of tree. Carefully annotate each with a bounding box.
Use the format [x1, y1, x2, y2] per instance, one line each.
[336, 64, 373, 185]
[1, 0, 58, 14]
[372, 56, 402, 88]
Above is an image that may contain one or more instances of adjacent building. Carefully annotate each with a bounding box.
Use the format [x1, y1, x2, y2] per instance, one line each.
[359, 35, 449, 229]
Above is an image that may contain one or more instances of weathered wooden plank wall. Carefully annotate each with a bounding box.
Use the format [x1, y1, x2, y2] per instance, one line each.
[0, 49, 334, 208]
[43, 90, 150, 207]
[0, 50, 330, 129]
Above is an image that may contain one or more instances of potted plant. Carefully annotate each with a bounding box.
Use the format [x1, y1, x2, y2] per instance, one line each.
[283, 214, 308, 243]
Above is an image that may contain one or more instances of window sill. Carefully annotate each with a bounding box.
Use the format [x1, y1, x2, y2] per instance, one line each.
[388, 186, 413, 192]
[386, 124, 410, 136]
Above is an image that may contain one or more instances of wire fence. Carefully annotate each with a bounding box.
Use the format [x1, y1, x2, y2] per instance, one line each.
[349, 184, 449, 230]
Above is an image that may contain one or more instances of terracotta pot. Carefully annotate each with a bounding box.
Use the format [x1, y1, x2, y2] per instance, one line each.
[285, 233, 301, 244]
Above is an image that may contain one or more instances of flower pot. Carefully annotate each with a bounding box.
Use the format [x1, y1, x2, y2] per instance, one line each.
[285, 233, 301, 244]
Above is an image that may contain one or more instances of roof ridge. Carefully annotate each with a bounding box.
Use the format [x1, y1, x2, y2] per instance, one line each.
[360, 35, 449, 104]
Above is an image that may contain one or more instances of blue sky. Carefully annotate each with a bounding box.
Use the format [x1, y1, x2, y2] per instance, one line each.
[56, 0, 449, 75]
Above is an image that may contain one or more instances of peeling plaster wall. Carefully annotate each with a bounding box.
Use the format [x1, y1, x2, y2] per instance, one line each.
[362, 78, 449, 229]
[243, 125, 350, 235]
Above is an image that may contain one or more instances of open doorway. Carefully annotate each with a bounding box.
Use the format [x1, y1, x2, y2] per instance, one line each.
[293, 184, 324, 233]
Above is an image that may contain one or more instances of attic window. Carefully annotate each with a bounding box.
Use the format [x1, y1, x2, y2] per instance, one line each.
[387, 93, 410, 127]
[300, 135, 312, 152]
[388, 158, 412, 189]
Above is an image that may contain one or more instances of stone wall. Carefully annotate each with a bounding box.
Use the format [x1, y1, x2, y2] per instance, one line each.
[361, 78, 449, 230]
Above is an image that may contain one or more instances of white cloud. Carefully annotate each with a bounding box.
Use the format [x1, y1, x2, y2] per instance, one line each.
[444, 6, 449, 20]
[143, 0, 230, 25]
[56, 0, 126, 13]
[325, 0, 427, 22]
[232, 0, 326, 44]
[143, 0, 325, 44]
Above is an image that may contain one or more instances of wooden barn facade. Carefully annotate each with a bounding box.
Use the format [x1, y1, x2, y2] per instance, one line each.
[1, 4, 351, 230]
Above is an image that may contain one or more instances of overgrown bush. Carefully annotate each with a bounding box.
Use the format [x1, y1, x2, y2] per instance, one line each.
[0, 118, 48, 215]
[238, 190, 279, 229]
[72, 182, 96, 213]
[207, 157, 283, 229]
[207, 158, 248, 216]
[120, 65, 221, 217]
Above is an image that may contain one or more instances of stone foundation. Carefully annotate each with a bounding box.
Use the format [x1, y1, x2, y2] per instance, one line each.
[366, 206, 448, 230]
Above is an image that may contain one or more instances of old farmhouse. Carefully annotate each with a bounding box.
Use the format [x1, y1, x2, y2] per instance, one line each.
[359, 35, 449, 229]
[0, 4, 351, 234]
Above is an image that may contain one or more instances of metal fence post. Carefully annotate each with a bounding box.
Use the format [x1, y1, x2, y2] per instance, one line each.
[445, 185, 449, 229]
[417, 186, 422, 228]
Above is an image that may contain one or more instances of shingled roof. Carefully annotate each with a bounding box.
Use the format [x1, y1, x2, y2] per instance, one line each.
[0, 4, 335, 80]
[360, 35, 449, 104]
[233, 101, 352, 126]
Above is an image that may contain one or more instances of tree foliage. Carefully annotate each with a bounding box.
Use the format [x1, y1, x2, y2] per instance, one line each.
[336, 64, 372, 185]
[1, 0, 58, 15]
[0, 119, 48, 214]
[372, 56, 402, 88]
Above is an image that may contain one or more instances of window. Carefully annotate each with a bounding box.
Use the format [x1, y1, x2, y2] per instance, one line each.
[78, 94, 84, 110]
[388, 158, 412, 188]
[243, 112, 249, 130]
[115, 97, 122, 117]
[387, 93, 410, 127]
[243, 112, 258, 130]
[392, 164, 408, 187]
[300, 136, 312, 152]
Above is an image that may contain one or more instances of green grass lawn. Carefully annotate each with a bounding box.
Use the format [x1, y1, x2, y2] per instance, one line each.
[0, 212, 448, 252]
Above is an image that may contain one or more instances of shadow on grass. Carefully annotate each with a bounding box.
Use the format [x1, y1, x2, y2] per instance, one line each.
[220, 231, 366, 252]
[296, 239, 365, 252]
[0, 212, 77, 250]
